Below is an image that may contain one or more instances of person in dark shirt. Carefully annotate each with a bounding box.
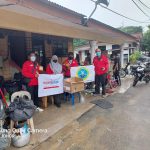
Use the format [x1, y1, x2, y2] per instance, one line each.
[84, 52, 91, 65]
[113, 54, 121, 86]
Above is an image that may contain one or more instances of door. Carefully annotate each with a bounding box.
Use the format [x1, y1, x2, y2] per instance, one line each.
[9, 36, 26, 67]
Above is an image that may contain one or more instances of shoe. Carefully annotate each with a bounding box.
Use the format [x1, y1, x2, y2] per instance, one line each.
[102, 95, 107, 99]
[55, 103, 61, 108]
[36, 107, 44, 112]
[93, 92, 100, 96]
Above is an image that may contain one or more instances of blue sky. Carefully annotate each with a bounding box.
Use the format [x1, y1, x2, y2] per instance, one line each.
[50, 0, 150, 31]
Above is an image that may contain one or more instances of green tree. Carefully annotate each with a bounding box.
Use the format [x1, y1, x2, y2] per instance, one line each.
[130, 51, 141, 63]
[141, 26, 150, 55]
[73, 39, 89, 48]
[118, 26, 143, 34]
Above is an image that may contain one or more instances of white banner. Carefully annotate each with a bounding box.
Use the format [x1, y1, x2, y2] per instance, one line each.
[71, 65, 95, 83]
[38, 74, 64, 97]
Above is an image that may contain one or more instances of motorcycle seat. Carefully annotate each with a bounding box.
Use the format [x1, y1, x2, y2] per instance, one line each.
[131, 66, 138, 69]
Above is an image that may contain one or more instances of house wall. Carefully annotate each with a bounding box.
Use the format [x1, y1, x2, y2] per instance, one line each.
[0, 36, 20, 80]
[0, 30, 73, 79]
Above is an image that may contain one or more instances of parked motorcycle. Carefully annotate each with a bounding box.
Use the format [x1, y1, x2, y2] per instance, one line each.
[133, 66, 150, 86]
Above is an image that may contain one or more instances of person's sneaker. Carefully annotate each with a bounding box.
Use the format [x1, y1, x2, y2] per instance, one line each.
[55, 103, 61, 108]
[36, 107, 44, 112]
[102, 94, 107, 99]
[93, 92, 100, 96]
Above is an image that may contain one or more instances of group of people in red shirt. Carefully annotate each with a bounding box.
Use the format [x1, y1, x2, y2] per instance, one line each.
[22, 52, 78, 111]
[22, 48, 113, 111]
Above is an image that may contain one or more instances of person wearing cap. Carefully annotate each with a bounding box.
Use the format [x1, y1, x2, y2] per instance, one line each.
[93, 48, 109, 97]
[63, 52, 78, 78]
[46, 55, 62, 107]
[22, 51, 44, 112]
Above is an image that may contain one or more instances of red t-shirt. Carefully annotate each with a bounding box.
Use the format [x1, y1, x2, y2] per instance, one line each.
[93, 55, 109, 75]
[63, 59, 78, 77]
[22, 61, 39, 86]
[46, 65, 54, 75]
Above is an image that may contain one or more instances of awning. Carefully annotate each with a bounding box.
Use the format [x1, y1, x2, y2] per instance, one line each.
[0, 2, 136, 44]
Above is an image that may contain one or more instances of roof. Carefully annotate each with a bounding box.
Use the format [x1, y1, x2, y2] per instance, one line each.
[0, 0, 137, 44]
[89, 18, 137, 40]
[37, 0, 136, 40]
[37, 0, 85, 17]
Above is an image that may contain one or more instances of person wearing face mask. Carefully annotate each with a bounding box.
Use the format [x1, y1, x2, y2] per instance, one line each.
[63, 52, 78, 78]
[46, 55, 62, 107]
[22, 51, 43, 112]
[93, 49, 109, 98]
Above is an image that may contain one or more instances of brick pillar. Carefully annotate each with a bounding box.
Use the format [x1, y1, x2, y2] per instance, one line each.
[68, 39, 73, 52]
[25, 32, 32, 52]
[45, 40, 52, 58]
[0, 35, 12, 79]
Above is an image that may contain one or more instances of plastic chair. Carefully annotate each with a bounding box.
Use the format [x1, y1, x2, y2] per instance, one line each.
[10, 91, 34, 133]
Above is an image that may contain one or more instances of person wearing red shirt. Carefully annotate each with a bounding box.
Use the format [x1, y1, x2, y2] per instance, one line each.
[46, 55, 62, 108]
[93, 49, 109, 97]
[63, 52, 78, 78]
[22, 51, 43, 112]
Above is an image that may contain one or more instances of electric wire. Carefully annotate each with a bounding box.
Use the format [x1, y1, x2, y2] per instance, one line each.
[137, 0, 150, 10]
[91, 0, 150, 23]
[131, 0, 150, 18]
[100, 4, 150, 23]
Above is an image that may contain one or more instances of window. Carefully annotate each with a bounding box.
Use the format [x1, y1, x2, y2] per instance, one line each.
[52, 39, 68, 57]
[112, 45, 120, 50]
[98, 46, 106, 51]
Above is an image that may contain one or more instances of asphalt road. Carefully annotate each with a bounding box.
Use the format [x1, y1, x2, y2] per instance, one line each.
[34, 83, 150, 150]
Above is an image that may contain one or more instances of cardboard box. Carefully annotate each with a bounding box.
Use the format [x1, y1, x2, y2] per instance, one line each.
[64, 77, 84, 93]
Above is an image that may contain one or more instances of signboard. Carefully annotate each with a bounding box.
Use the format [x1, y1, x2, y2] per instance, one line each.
[71, 65, 95, 83]
[38, 74, 64, 97]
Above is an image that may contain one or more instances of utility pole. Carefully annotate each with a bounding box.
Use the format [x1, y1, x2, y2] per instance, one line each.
[82, 0, 109, 26]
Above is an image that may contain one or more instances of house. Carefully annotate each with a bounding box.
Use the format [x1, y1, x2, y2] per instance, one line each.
[74, 41, 139, 67]
[0, 0, 137, 79]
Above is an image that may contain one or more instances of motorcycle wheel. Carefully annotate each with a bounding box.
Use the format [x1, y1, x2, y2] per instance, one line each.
[120, 69, 126, 78]
[133, 77, 139, 87]
[145, 78, 149, 84]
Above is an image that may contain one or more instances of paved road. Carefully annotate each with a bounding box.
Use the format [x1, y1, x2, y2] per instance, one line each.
[34, 83, 150, 150]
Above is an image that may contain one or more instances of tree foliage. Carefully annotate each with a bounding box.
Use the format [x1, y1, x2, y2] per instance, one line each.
[129, 51, 141, 63]
[141, 26, 150, 52]
[118, 26, 143, 34]
[73, 39, 89, 48]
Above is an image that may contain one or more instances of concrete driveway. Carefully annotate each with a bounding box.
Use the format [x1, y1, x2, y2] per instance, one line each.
[34, 82, 150, 150]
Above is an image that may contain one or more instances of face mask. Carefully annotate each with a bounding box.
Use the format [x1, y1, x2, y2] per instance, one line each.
[69, 56, 73, 60]
[96, 52, 101, 57]
[53, 60, 57, 63]
[30, 56, 36, 62]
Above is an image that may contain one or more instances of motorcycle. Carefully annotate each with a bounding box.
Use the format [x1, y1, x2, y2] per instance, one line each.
[132, 66, 150, 86]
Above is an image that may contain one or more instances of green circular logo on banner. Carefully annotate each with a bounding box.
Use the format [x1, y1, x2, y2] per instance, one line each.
[77, 67, 89, 80]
